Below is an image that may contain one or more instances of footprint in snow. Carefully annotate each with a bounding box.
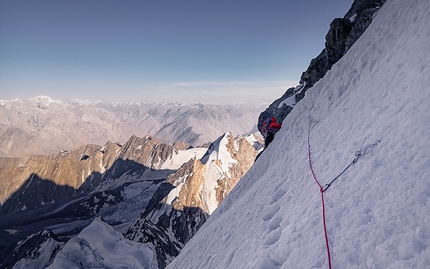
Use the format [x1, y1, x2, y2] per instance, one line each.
[269, 188, 286, 205]
[263, 229, 282, 248]
[262, 204, 280, 221]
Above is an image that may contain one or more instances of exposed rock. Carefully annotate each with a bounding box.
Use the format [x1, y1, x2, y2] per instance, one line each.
[172, 141, 190, 150]
[0, 131, 262, 268]
[325, 18, 354, 67]
[258, 0, 387, 130]
[258, 88, 295, 134]
[300, 0, 386, 89]
[171, 158, 207, 211]
[0, 143, 120, 216]
[215, 133, 258, 203]
[125, 133, 261, 268]
[0, 230, 64, 269]
[344, 0, 386, 51]
[0, 135, 194, 217]
[126, 219, 181, 268]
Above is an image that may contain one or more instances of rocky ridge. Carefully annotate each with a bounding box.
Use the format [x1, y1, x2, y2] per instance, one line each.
[0, 135, 182, 216]
[125, 132, 260, 268]
[258, 0, 387, 131]
[0, 132, 262, 268]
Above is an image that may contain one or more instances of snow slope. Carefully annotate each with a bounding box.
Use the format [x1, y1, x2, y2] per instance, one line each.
[166, 0, 430, 268]
[47, 218, 158, 269]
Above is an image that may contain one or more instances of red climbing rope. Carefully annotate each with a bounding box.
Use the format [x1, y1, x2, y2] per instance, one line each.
[307, 120, 333, 269]
[307, 117, 380, 269]
[319, 189, 332, 269]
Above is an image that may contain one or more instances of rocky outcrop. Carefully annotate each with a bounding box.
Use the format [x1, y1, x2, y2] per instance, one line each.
[125, 133, 261, 268]
[300, 18, 353, 90]
[300, 0, 386, 89]
[258, 0, 387, 131]
[0, 230, 64, 269]
[0, 134, 195, 261]
[0, 135, 191, 217]
[344, 0, 387, 51]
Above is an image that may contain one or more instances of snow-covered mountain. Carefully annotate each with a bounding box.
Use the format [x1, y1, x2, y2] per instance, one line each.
[123, 132, 259, 267]
[0, 99, 265, 157]
[0, 132, 261, 268]
[2, 0, 430, 268]
[167, 0, 430, 268]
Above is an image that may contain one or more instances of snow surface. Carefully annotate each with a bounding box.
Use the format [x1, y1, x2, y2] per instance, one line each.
[167, 0, 430, 268]
[11, 231, 64, 269]
[201, 132, 240, 214]
[157, 147, 207, 170]
[278, 83, 306, 108]
[48, 218, 158, 269]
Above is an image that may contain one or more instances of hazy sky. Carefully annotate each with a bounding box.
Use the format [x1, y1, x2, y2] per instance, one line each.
[0, 0, 353, 104]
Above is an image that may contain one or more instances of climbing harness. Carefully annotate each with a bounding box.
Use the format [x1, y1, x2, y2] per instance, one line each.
[307, 116, 380, 269]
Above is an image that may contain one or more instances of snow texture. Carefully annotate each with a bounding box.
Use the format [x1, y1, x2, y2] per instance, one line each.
[157, 148, 207, 170]
[11, 231, 64, 269]
[167, 0, 430, 268]
[48, 218, 158, 269]
[277, 83, 306, 108]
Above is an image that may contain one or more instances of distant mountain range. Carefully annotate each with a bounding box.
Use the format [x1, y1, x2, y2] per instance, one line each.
[0, 96, 266, 268]
[0, 96, 266, 157]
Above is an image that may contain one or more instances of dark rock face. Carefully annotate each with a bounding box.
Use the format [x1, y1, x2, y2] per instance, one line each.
[325, 18, 354, 67]
[125, 194, 209, 268]
[258, 88, 295, 134]
[345, 0, 386, 18]
[126, 219, 181, 268]
[123, 158, 209, 268]
[0, 230, 65, 269]
[300, 0, 386, 89]
[258, 0, 387, 131]
[300, 18, 353, 90]
[344, 0, 386, 51]
[299, 50, 328, 94]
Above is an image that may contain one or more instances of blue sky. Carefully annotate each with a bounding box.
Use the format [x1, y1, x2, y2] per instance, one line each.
[0, 0, 353, 104]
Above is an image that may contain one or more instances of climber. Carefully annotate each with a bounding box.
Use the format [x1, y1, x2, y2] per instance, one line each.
[261, 116, 282, 149]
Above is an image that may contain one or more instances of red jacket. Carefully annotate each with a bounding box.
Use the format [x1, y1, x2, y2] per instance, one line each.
[262, 117, 282, 134]
[268, 121, 282, 132]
